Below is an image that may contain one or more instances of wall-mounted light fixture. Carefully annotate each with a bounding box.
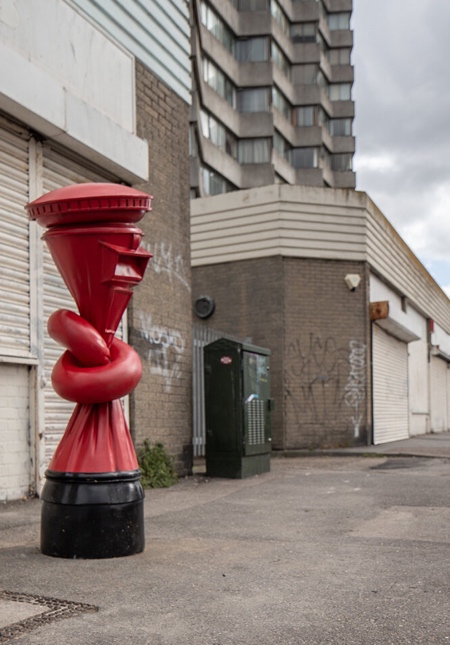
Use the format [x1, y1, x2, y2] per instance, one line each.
[344, 274, 361, 292]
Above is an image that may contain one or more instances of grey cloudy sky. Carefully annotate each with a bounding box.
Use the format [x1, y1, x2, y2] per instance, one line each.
[352, 0, 450, 295]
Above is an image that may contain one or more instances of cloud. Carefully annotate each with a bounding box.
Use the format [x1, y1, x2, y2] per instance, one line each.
[352, 0, 450, 289]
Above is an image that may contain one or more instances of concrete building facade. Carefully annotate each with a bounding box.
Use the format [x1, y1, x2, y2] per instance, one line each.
[190, 0, 355, 197]
[0, 0, 192, 500]
[191, 185, 450, 450]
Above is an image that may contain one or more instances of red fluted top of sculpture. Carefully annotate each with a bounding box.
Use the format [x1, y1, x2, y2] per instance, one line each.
[27, 182, 152, 228]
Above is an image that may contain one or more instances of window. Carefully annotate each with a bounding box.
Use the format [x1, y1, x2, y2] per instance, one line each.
[291, 147, 318, 169]
[271, 41, 290, 78]
[328, 83, 351, 101]
[203, 58, 236, 106]
[295, 106, 327, 128]
[331, 154, 352, 172]
[329, 118, 352, 137]
[201, 1, 235, 55]
[237, 87, 270, 112]
[200, 111, 237, 158]
[236, 37, 269, 62]
[271, 0, 289, 36]
[272, 86, 291, 120]
[238, 138, 272, 164]
[273, 131, 290, 160]
[328, 48, 351, 66]
[201, 166, 235, 195]
[296, 106, 314, 127]
[328, 12, 351, 31]
[291, 23, 317, 43]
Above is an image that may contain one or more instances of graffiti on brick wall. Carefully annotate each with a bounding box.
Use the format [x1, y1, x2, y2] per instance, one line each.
[142, 240, 190, 292]
[344, 340, 366, 438]
[286, 334, 348, 428]
[137, 311, 185, 392]
[286, 334, 366, 439]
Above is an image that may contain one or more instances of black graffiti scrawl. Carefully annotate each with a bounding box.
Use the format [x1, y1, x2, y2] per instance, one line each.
[286, 334, 366, 442]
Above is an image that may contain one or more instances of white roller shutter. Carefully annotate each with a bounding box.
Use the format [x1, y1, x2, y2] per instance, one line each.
[41, 144, 121, 463]
[0, 121, 30, 357]
[372, 324, 409, 444]
[447, 367, 450, 432]
[430, 356, 448, 432]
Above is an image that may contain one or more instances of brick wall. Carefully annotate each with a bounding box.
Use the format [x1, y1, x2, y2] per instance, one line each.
[192, 257, 285, 447]
[129, 62, 192, 475]
[284, 258, 371, 449]
[0, 364, 32, 501]
[192, 256, 372, 451]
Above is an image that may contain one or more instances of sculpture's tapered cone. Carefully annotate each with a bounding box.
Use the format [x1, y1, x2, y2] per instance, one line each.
[49, 401, 138, 473]
[43, 223, 150, 345]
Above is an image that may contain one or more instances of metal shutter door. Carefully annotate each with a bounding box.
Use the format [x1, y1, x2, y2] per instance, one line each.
[447, 368, 450, 432]
[41, 145, 120, 463]
[372, 324, 409, 444]
[430, 356, 447, 432]
[0, 122, 30, 357]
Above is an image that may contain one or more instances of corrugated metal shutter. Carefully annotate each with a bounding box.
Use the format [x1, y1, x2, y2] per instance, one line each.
[447, 368, 450, 432]
[41, 144, 120, 463]
[430, 356, 448, 432]
[372, 324, 409, 444]
[0, 122, 30, 356]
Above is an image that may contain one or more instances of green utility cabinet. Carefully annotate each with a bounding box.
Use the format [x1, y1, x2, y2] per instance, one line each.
[204, 338, 273, 478]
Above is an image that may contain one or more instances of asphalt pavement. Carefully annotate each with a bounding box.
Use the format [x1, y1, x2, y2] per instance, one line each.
[0, 432, 449, 644]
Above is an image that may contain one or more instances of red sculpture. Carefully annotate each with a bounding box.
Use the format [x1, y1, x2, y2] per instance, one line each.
[27, 183, 152, 558]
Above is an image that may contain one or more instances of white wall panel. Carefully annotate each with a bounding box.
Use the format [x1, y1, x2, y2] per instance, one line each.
[71, 0, 191, 104]
[408, 338, 429, 436]
[0, 364, 31, 501]
[0, 0, 149, 182]
[430, 356, 448, 433]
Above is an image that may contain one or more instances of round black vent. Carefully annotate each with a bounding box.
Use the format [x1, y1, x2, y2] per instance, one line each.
[194, 296, 215, 319]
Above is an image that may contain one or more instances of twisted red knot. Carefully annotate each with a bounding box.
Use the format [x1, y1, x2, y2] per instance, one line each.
[48, 309, 142, 405]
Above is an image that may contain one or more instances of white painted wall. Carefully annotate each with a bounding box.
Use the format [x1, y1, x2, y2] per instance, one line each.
[0, 364, 31, 501]
[0, 0, 148, 182]
[430, 356, 448, 433]
[431, 322, 450, 358]
[369, 273, 424, 341]
[408, 336, 430, 436]
[70, 0, 191, 104]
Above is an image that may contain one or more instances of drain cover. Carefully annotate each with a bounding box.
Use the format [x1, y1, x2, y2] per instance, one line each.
[0, 591, 98, 642]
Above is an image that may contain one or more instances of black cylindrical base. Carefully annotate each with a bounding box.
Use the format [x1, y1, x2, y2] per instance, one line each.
[40, 470, 145, 559]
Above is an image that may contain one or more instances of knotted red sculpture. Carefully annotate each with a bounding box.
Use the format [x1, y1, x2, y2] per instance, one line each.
[27, 183, 152, 558]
